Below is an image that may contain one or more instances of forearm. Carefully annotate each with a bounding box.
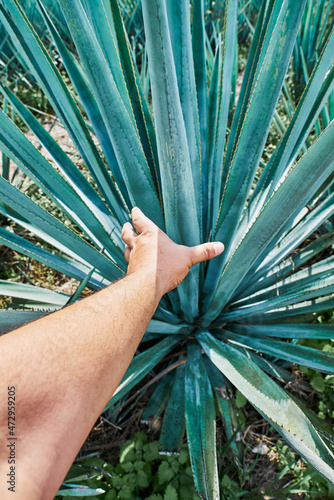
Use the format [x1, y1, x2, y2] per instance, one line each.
[0, 206, 224, 499]
[0, 269, 162, 499]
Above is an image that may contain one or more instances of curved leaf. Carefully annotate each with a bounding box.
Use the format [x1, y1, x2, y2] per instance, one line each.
[0, 106, 124, 260]
[222, 329, 334, 374]
[202, 121, 334, 325]
[0, 177, 123, 280]
[198, 331, 334, 486]
[105, 335, 182, 410]
[56, 0, 164, 227]
[0, 226, 104, 289]
[0, 0, 120, 211]
[0, 310, 45, 335]
[227, 322, 334, 339]
[141, 372, 174, 424]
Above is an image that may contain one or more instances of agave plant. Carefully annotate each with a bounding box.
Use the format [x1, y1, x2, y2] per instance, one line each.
[1, 0, 334, 497]
[236, 0, 263, 42]
[292, 0, 334, 92]
[0, 0, 69, 81]
[289, 0, 334, 146]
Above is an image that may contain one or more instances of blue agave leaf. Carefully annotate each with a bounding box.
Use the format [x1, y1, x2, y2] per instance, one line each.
[221, 329, 334, 374]
[185, 341, 219, 500]
[159, 362, 186, 454]
[0, 0, 120, 211]
[56, 0, 164, 227]
[198, 331, 334, 486]
[105, 335, 182, 410]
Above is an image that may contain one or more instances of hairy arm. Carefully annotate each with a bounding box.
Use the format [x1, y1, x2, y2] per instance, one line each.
[0, 207, 224, 499]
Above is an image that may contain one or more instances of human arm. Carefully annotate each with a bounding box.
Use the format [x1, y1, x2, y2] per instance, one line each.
[0, 207, 224, 499]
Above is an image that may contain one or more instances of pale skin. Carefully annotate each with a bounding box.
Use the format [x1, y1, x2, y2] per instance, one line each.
[0, 207, 224, 500]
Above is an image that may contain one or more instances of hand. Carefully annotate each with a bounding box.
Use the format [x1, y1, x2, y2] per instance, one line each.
[121, 207, 224, 297]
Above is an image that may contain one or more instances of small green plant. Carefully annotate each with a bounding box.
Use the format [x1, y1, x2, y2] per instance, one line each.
[55, 430, 334, 500]
[300, 365, 334, 422]
[269, 439, 334, 499]
[300, 345, 334, 422]
[298, 310, 334, 422]
[56, 431, 198, 500]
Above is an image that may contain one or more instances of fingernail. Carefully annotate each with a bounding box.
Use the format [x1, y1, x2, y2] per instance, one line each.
[213, 242, 224, 255]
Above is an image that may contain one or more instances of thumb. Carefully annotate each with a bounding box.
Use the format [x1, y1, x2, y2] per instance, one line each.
[188, 241, 224, 266]
[131, 206, 156, 233]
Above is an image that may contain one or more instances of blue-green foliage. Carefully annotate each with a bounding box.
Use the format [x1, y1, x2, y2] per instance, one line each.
[0, 1, 334, 498]
[293, 0, 334, 91]
[291, 0, 334, 163]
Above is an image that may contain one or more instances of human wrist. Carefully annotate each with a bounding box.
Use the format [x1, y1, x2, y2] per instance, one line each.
[127, 266, 164, 303]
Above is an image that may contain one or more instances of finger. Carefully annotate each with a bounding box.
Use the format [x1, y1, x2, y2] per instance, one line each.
[121, 222, 137, 247]
[131, 206, 157, 234]
[188, 241, 224, 266]
[124, 244, 131, 263]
